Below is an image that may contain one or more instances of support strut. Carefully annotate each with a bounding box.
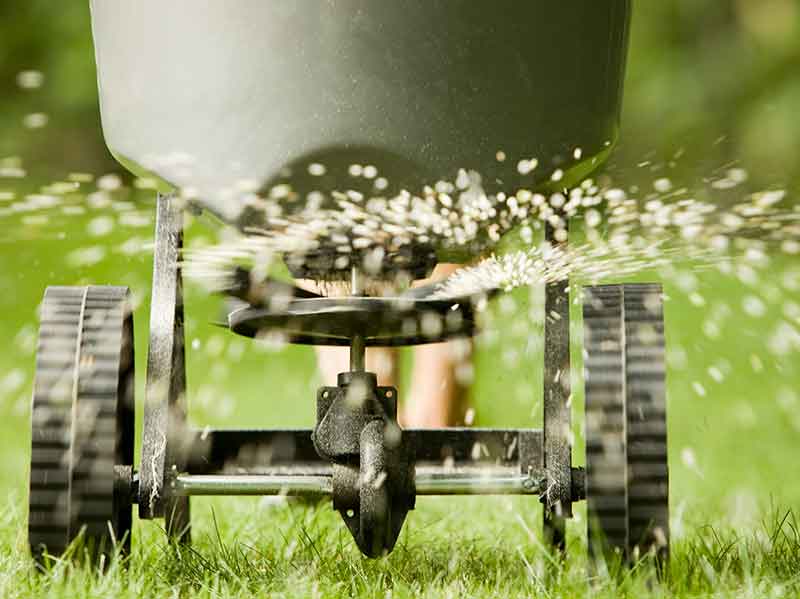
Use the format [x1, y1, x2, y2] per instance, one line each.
[139, 193, 191, 541]
[542, 221, 573, 552]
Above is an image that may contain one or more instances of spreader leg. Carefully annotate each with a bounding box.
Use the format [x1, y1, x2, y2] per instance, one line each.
[542, 222, 572, 554]
[140, 193, 191, 542]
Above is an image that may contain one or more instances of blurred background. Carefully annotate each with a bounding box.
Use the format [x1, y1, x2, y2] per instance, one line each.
[0, 0, 799, 540]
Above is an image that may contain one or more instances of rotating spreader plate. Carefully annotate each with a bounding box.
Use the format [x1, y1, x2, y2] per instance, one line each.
[228, 295, 479, 346]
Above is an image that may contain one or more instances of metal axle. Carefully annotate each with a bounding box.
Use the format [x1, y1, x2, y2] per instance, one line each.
[173, 467, 542, 497]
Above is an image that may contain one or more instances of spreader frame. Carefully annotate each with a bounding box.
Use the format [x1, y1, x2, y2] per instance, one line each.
[136, 194, 579, 545]
[26, 192, 666, 564]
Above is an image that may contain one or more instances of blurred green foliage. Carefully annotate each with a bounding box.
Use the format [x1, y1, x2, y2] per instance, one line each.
[622, 0, 800, 190]
[0, 1, 114, 179]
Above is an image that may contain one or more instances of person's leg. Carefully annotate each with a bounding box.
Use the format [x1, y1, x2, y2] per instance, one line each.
[313, 345, 397, 386]
[402, 263, 472, 428]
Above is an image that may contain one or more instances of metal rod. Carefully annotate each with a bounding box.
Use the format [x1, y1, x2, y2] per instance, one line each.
[351, 265, 365, 296]
[175, 475, 332, 497]
[415, 472, 540, 495]
[349, 265, 367, 371]
[174, 469, 542, 497]
[350, 334, 366, 372]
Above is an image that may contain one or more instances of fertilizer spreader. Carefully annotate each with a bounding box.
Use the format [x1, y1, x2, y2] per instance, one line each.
[28, 0, 669, 565]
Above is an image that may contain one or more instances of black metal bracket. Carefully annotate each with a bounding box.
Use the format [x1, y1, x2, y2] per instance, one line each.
[312, 371, 414, 557]
[312, 372, 397, 461]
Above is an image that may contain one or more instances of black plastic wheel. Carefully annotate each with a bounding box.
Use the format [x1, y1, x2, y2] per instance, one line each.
[28, 286, 135, 563]
[583, 283, 669, 564]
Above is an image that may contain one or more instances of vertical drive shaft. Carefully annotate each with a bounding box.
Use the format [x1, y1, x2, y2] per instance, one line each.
[350, 266, 367, 372]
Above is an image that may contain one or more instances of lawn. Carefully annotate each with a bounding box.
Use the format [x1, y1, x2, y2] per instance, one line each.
[0, 194, 799, 598]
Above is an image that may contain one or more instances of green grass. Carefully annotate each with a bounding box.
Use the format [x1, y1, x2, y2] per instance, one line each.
[3, 498, 800, 598]
[1, 193, 800, 597]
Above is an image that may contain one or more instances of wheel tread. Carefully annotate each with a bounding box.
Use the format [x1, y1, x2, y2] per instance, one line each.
[584, 283, 669, 563]
[28, 286, 135, 563]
